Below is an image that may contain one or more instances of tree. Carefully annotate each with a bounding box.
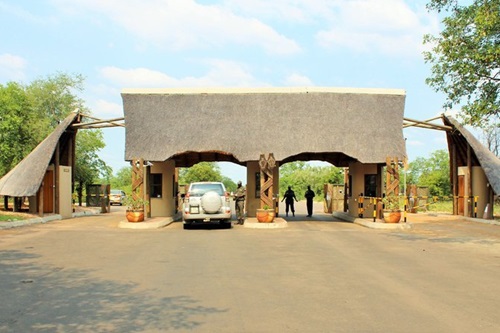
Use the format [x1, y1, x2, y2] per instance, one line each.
[74, 130, 111, 205]
[0, 82, 39, 176]
[109, 166, 132, 193]
[407, 149, 451, 196]
[0, 73, 109, 204]
[279, 162, 344, 200]
[221, 176, 237, 193]
[480, 120, 500, 156]
[424, 0, 500, 127]
[178, 162, 223, 185]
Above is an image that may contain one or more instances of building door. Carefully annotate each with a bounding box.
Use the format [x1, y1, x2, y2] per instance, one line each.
[43, 170, 54, 213]
[458, 175, 464, 215]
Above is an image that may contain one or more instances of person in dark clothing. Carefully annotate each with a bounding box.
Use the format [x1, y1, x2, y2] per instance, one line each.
[233, 181, 246, 225]
[281, 186, 298, 217]
[305, 185, 315, 217]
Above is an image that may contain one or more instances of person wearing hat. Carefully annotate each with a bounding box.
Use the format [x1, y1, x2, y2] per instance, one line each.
[233, 181, 246, 225]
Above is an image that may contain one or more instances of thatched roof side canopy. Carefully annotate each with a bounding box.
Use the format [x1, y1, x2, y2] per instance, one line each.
[444, 115, 500, 195]
[0, 113, 78, 197]
[122, 87, 407, 167]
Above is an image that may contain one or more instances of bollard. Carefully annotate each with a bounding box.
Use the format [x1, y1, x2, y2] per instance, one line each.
[358, 194, 364, 218]
[474, 196, 478, 218]
[404, 196, 408, 223]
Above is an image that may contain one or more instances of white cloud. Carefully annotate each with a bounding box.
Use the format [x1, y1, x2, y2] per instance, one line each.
[283, 73, 313, 86]
[221, 0, 332, 23]
[51, 0, 301, 55]
[100, 67, 177, 87]
[315, 0, 440, 57]
[0, 2, 54, 25]
[91, 99, 123, 118]
[100, 59, 268, 88]
[406, 139, 424, 146]
[0, 53, 27, 81]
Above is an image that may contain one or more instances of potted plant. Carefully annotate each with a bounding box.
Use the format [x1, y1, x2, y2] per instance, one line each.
[382, 195, 401, 223]
[123, 195, 149, 222]
[256, 204, 275, 223]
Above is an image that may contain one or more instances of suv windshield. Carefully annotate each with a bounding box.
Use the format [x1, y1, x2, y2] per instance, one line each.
[190, 183, 224, 196]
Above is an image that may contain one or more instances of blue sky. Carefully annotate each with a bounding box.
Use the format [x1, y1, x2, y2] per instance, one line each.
[0, 0, 453, 182]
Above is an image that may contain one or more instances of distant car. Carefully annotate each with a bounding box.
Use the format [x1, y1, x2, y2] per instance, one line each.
[182, 182, 232, 229]
[110, 190, 126, 206]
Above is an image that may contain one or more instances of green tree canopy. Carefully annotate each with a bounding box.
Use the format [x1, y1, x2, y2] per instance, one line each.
[279, 162, 344, 200]
[0, 82, 39, 175]
[424, 0, 500, 126]
[406, 149, 451, 196]
[0, 73, 109, 202]
[178, 162, 223, 185]
[110, 166, 132, 193]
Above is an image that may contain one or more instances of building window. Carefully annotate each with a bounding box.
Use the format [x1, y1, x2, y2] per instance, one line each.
[150, 173, 162, 198]
[364, 174, 377, 198]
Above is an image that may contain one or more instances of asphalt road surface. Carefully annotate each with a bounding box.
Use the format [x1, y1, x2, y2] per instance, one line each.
[1, 203, 499, 332]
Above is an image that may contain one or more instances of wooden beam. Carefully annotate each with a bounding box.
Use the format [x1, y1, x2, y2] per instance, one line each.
[403, 117, 452, 131]
[71, 117, 125, 128]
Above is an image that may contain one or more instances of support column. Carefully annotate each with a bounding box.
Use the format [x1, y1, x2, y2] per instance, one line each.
[452, 143, 458, 215]
[55, 142, 60, 214]
[38, 182, 44, 217]
[131, 158, 145, 207]
[259, 153, 276, 209]
[467, 143, 472, 217]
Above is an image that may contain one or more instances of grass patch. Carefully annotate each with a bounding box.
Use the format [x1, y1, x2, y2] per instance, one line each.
[426, 200, 453, 213]
[0, 214, 25, 222]
[416, 198, 500, 220]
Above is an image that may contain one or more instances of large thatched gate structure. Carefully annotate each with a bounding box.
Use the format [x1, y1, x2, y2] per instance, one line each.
[121, 87, 407, 218]
[1, 87, 499, 221]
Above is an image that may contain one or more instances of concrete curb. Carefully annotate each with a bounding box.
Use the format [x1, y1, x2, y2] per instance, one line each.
[332, 211, 412, 230]
[0, 208, 101, 230]
[118, 217, 175, 229]
[464, 216, 500, 226]
[243, 217, 288, 229]
[118, 212, 181, 229]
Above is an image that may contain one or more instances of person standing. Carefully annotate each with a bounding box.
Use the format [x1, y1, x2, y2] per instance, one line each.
[234, 181, 246, 225]
[281, 186, 298, 217]
[305, 185, 315, 217]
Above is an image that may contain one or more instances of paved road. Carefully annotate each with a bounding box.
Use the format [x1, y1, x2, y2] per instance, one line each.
[1, 204, 499, 332]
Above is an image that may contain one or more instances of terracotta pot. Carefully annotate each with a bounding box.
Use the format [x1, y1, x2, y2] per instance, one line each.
[126, 210, 145, 222]
[256, 209, 268, 222]
[256, 209, 275, 223]
[384, 210, 401, 223]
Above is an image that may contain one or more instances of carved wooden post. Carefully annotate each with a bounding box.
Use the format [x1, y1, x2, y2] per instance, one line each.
[131, 158, 145, 209]
[385, 157, 400, 197]
[259, 153, 276, 209]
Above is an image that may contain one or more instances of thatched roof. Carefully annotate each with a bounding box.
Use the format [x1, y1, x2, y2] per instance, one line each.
[444, 115, 500, 195]
[122, 87, 407, 167]
[0, 113, 78, 197]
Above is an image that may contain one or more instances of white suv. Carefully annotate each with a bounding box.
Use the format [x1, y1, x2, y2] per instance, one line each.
[182, 182, 232, 229]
